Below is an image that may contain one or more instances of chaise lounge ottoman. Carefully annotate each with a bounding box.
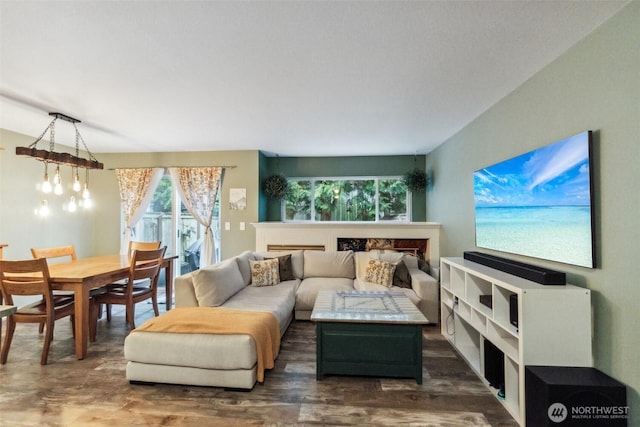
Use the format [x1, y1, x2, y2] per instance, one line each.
[125, 326, 264, 389]
[124, 307, 281, 389]
[124, 254, 297, 390]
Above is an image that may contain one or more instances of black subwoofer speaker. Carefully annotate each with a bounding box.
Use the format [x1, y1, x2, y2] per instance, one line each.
[525, 366, 628, 426]
[483, 340, 504, 390]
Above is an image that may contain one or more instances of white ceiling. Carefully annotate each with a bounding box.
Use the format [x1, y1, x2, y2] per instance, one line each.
[0, 1, 629, 157]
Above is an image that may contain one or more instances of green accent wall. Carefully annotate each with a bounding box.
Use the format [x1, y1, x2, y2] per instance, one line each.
[260, 155, 427, 222]
[258, 151, 270, 222]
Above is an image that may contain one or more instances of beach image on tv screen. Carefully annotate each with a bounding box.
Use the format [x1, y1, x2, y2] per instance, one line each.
[473, 131, 594, 268]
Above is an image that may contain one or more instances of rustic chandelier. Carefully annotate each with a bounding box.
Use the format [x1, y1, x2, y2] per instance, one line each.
[15, 112, 103, 216]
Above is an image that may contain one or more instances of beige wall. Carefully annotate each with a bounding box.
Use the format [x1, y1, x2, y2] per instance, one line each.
[0, 129, 97, 259]
[0, 129, 260, 261]
[426, 1, 639, 419]
[92, 150, 261, 260]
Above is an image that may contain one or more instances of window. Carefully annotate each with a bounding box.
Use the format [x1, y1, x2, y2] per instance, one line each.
[132, 175, 221, 275]
[284, 177, 409, 222]
[135, 176, 173, 253]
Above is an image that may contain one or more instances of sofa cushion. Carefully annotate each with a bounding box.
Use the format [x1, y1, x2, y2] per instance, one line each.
[223, 279, 298, 335]
[295, 277, 354, 311]
[250, 258, 280, 287]
[265, 254, 295, 281]
[192, 258, 245, 306]
[254, 250, 304, 279]
[398, 286, 422, 308]
[364, 259, 396, 287]
[303, 250, 354, 279]
[235, 250, 256, 286]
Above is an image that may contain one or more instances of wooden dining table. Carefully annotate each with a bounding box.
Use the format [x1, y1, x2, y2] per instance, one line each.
[36, 254, 177, 359]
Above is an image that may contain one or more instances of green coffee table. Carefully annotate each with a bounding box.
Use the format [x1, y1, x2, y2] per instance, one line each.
[310, 290, 428, 384]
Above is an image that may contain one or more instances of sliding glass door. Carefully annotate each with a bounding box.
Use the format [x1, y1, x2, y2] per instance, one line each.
[132, 174, 221, 277]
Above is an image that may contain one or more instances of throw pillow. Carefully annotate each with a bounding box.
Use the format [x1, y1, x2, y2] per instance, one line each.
[250, 258, 280, 287]
[418, 258, 431, 274]
[392, 260, 412, 289]
[364, 259, 396, 287]
[192, 259, 245, 307]
[265, 254, 294, 281]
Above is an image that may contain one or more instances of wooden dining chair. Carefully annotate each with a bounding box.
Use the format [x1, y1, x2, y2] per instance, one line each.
[30, 245, 79, 332]
[128, 241, 161, 257]
[102, 241, 162, 322]
[90, 246, 166, 340]
[0, 258, 76, 365]
[30, 245, 77, 262]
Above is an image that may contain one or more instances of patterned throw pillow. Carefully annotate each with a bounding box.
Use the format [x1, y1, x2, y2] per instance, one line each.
[250, 258, 280, 287]
[265, 254, 295, 281]
[364, 259, 396, 287]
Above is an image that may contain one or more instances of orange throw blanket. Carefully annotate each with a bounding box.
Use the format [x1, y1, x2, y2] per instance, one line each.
[134, 307, 281, 382]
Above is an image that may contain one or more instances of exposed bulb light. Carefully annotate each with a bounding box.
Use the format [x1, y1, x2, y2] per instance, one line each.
[42, 172, 52, 193]
[53, 166, 61, 184]
[41, 162, 52, 193]
[72, 169, 81, 192]
[82, 169, 91, 208]
[18, 112, 103, 214]
[36, 200, 50, 217]
[81, 197, 92, 209]
[53, 166, 63, 195]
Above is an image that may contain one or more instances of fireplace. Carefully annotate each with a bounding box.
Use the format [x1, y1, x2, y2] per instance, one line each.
[253, 222, 441, 268]
[337, 238, 429, 260]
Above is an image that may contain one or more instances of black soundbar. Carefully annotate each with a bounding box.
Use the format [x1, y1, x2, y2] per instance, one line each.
[463, 251, 566, 285]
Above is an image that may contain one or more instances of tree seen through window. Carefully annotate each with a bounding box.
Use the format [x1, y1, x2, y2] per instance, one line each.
[284, 177, 408, 222]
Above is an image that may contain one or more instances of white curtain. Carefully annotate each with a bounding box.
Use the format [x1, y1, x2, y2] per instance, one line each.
[115, 168, 164, 255]
[169, 167, 223, 268]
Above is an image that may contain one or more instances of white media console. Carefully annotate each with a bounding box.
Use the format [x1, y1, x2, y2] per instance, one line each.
[439, 257, 592, 425]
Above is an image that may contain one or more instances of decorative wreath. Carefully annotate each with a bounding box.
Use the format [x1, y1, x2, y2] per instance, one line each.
[263, 174, 289, 200]
[403, 168, 429, 192]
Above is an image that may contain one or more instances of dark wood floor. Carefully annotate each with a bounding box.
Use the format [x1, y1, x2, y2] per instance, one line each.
[0, 297, 518, 426]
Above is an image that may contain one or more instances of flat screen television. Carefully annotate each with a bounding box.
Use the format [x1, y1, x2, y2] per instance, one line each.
[473, 131, 595, 268]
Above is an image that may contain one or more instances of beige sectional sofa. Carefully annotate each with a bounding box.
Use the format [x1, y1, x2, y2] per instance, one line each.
[124, 249, 438, 390]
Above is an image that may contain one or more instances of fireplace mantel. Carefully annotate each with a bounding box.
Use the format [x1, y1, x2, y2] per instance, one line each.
[252, 222, 441, 266]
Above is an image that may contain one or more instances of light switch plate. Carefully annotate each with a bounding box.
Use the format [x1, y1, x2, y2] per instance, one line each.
[240, 222, 245, 231]
[224, 222, 230, 231]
